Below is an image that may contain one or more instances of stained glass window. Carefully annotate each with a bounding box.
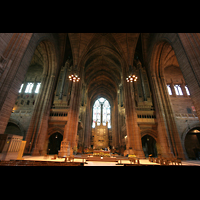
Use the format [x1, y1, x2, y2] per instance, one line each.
[92, 97, 111, 128]
[103, 100, 111, 128]
[92, 99, 101, 128]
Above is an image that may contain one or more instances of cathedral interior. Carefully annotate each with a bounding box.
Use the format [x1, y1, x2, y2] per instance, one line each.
[1, 33, 200, 165]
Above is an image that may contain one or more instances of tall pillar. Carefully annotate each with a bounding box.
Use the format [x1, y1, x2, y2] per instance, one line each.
[84, 97, 91, 148]
[123, 64, 145, 158]
[32, 74, 57, 155]
[59, 66, 83, 156]
[151, 76, 173, 157]
[160, 76, 185, 159]
[25, 73, 48, 154]
[113, 96, 119, 148]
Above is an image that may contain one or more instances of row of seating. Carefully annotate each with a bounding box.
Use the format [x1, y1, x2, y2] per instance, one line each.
[149, 154, 182, 165]
[45, 154, 75, 162]
[128, 155, 140, 164]
[0, 160, 84, 166]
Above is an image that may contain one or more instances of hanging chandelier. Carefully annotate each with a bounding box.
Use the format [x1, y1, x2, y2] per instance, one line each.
[69, 74, 80, 82]
[126, 75, 138, 82]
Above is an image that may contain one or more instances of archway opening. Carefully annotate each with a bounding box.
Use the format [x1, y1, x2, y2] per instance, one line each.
[4, 122, 23, 138]
[185, 127, 200, 160]
[47, 132, 63, 155]
[150, 41, 199, 159]
[8, 42, 45, 140]
[141, 135, 157, 157]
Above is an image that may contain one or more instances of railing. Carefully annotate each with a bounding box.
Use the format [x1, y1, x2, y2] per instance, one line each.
[11, 110, 32, 115]
[137, 114, 156, 119]
[49, 112, 68, 117]
[174, 113, 198, 118]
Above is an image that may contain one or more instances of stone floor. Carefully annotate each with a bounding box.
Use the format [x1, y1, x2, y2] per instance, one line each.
[22, 155, 200, 166]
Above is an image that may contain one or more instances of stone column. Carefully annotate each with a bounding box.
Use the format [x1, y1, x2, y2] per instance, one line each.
[113, 96, 119, 148]
[151, 76, 173, 157]
[84, 97, 91, 148]
[59, 66, 83, 156]
[32, 74, 57, 156]
[122, 64, 145, 158]
[160, 76, 185, 159]
[25, 73, 48, 154]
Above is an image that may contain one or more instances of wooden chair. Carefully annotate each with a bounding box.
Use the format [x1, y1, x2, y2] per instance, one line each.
[51, 154, 57, 160]
[44, 154, 49, 159]
[68, 155, 74, 162]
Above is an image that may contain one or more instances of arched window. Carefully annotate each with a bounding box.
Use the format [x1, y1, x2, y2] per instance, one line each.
[92, 97, 111, 128]
[35, 83, 41, 93]
[166, 85, 172, 95]
[25, 82, 34, 93]
[185, 85, 190, 95]
[19, 84, 24, 93]
[174, 85, 183, 95]
[93, 99, 101, 127]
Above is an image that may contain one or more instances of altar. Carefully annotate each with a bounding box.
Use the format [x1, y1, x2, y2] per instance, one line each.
[93, 150, 111, 157]
[86, 149, 117, 162]
[93, 121, 109, 149]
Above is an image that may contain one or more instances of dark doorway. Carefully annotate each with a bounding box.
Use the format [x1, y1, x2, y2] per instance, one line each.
[185, 128, 200, 160]
[142, 135, 157, 157]
[47, 132, 63, 155]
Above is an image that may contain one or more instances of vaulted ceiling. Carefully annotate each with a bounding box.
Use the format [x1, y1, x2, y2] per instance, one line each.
[58, 33, 147, 103]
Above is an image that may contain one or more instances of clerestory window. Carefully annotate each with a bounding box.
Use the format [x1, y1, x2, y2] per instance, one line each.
[25, 83, 34, 93]
[19, 82, 41, 94]
[185, 85, 190, 95]
[35, 83, 41, 93]
[174, 85, 183, 95]
[19, 84, 24, 93]
[166, 85, 172, 95]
